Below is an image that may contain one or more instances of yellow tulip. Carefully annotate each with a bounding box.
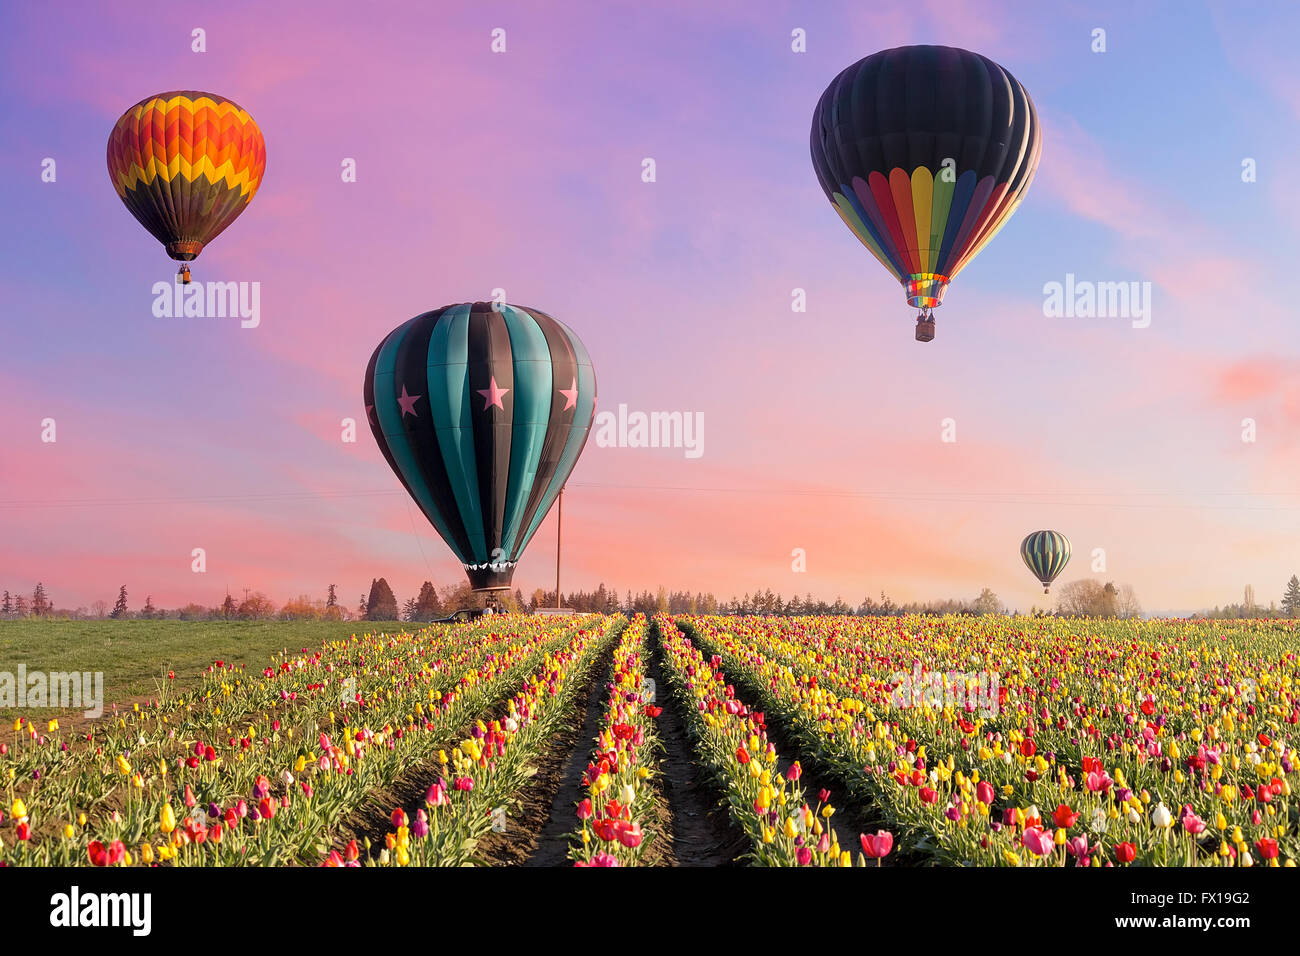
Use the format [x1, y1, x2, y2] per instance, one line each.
[159, 803, 176, 834]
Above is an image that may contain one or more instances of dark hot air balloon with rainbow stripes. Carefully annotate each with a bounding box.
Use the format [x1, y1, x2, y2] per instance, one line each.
[810, 46, 1041, 342]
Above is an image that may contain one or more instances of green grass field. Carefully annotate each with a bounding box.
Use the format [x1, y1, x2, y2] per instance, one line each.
[0, 619, 402, 720]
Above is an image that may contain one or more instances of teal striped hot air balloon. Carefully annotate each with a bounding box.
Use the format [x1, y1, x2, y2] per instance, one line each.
[1020, 530, 1071, 594]
[363, 302, 596, 591]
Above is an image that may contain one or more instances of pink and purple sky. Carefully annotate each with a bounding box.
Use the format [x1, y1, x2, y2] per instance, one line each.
[2, 0, 1298, 615]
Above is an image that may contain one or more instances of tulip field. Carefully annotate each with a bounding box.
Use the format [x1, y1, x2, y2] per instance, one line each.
[1, 612, 1298, 867]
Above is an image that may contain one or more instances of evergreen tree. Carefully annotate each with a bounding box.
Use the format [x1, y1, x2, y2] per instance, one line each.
[141, 595, 157, 619]
[110, 586, 129, 619]
[221, 593, 237, 619]
[31, 582, 50, 617]
[365, 578, 399, 621]
[414, 581, 443, 620]
[326, 584, 338, 609]
[1, 591, 11, 615]
[1283, 575, 1300, 619]
[14, 594, 29, 617]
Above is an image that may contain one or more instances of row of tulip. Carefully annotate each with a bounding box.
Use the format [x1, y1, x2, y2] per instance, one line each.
[1, 615, 600, 865]
[1, 615, 517, 840]
[676, 615, 1299, 867]
[653, 615, 868, 866]
[361, 615, 625, 866]
[568, 614, 663, 866]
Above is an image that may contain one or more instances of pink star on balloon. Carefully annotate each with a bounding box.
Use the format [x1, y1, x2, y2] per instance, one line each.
[397, 386, 421, 418]
[478, 376, 510, 410]
[558, 377, 578, 410]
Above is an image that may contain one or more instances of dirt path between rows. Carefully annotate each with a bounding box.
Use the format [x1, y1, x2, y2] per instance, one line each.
[517, 653, 613, 867]
[645, 623, 747, 866]
[475, 638, 616, 866]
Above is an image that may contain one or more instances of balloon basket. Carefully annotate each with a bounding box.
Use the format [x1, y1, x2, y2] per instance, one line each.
[177, 265, 191, 285]
[915, 314, 935, 342]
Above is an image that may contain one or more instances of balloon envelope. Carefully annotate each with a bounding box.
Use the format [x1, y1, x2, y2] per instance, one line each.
[1020, 530, 1071, 593]
[810, 45, 1040, 314]
[107, 91, 266, 261]
[363, 303, 596, 590]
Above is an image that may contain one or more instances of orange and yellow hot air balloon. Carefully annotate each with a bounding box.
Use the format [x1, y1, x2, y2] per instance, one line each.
[106, 91, 266, 283]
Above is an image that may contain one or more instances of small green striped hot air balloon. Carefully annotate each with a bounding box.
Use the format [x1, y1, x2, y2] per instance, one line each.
[1020, 530, 1070, 594]
[363, 302, 595, 591]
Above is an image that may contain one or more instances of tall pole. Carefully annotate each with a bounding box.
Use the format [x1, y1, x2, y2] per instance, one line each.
[555, 487, 563, 608]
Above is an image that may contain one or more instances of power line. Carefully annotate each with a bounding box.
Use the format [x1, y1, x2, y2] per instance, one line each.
[1, 484, 1300, 512]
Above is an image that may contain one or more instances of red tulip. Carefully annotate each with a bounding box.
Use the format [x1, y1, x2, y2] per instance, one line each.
[976, 781, 995, 805]
[1255, 838, 1279, 860]
[919, 786, 939, 805]
[576, 799, 593, 820]
[592, 818, 619, 842]
[1052, 804, 1079, 829]
[1020, 739, 1036, 758]
[1115, 842, 1136, 864]
[859, 830, 894, 859]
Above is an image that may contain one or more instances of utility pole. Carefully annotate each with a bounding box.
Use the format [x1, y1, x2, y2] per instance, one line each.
[555, 487, 563, 608]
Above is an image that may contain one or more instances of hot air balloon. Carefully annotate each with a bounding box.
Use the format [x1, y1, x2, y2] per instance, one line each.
[107, 91, 266, 284]
[1020, 530, 1070, 594]
[364, 302, 596, 592]
[810, 46, 1041, 342]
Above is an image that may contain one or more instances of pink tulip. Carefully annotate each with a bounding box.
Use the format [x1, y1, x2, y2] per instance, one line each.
[1180, 806, 1206, 835]
[1021, 827, 1055, 857]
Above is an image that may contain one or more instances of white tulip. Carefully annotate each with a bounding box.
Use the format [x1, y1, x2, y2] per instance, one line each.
[1152, 803, 1173, 828]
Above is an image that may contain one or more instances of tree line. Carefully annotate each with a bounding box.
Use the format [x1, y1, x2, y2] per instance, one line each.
[3, 576, 1299, 621]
